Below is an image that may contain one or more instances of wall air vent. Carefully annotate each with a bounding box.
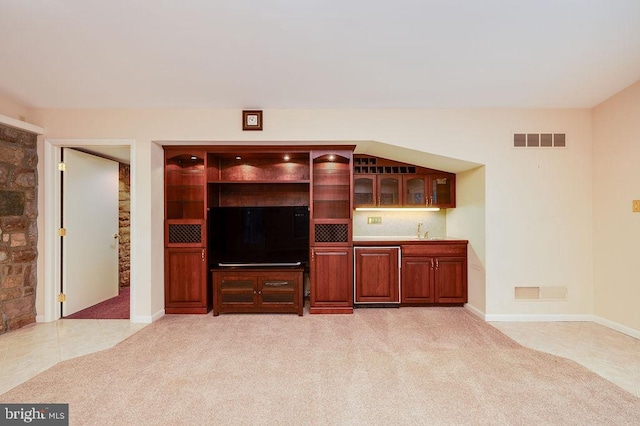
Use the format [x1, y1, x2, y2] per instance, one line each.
[514, 286, 568, 301]
[513, 133, 566, 148]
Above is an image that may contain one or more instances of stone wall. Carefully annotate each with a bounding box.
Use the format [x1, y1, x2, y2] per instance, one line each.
[0, 124, 38, 334]
[119, 163, 130, 288]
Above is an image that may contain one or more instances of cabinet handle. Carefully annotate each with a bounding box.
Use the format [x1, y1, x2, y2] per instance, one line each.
[258, 290, 262, 295]
[430, 259, 434, 269]
[311, 249, 314, 261]
[201, 249, 205, 261]
[264, 281, 289, 287]
[435, 259, 439, 270]
[253, 290, 257, 295]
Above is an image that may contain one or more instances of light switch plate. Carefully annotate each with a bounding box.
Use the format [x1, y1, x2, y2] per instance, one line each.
[633, 200, 640, 213]
[367, 216, 382, 224]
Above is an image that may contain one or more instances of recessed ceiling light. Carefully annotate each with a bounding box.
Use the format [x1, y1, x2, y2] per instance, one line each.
[283, 154, 290, 161]
[235, 156, 242, 160]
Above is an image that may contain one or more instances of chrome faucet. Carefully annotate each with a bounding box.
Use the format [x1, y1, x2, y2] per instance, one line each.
[417, 222, 423, 238]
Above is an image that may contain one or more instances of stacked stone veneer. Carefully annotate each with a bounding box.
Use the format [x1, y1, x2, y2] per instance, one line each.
[0, 124, 38, 334]
[119, 163, 130, 288]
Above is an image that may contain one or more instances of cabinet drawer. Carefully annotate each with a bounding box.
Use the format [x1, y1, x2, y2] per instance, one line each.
[401, 243, 467, 257]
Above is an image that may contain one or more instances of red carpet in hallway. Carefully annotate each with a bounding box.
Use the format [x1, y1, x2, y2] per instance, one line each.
[64, 287, 130, 319]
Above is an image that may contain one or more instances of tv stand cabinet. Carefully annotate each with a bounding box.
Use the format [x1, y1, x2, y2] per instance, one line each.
[212, 267, 304, 316]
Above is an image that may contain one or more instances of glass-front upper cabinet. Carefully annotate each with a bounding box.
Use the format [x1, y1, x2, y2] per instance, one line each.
[378, 176, 401, 206]
[311, 152, 352, 219]
[352, 155, 457, 209]
[429, 173, 455, 208]
[353, 176, 376, 207]
[165, 150, 206, 220]
[403, 175, 426, 206]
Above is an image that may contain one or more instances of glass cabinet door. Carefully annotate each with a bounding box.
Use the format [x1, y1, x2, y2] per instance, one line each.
[354, 176, 375, 207]
[312, 153, 351, 219]
[165, 152, 206, 220]
[378, 176, 401, 206]
[403, 176, 426, 206]
[429, 173, 453, 207]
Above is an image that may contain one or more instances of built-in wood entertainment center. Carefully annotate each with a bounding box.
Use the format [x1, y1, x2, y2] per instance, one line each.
[164, 146, 462, 315]
[163, 145, 355, 315]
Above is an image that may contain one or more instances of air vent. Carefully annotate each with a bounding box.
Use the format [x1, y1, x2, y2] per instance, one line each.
[514, 286, 568, 300]
[513, 133, 566, 148]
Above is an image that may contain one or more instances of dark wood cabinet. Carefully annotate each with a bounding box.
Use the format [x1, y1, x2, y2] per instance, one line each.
[401, 256, 435, 303]
[354, 247, 400, 304]
[164, 148, 210, 313]
[309, 150, 354, 314]
[207, 152, 311, 208]
[353, 175, 402, 207]
[164, 145, 355, 316]
[353, 155, 456, 209]
[309, 246, 353, 313]
[427, 173, 455, 208]
[164, 247, 209, 314]
[165, 149, 206, 220]
[212, 268, 303, 316]
[401, 242, 467, 305]
[433, 256, 466, 302]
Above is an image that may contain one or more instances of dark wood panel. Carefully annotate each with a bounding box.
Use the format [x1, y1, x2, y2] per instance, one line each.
[218, 157, 310, 181]
[401, 256, 434, 303]
[164, 248, 209, 314]
[401, 243, 467, 256]
[355, 247, 399, 303]
[310, 247, 353, 312]
[212, 268, 303, 316]
[214, 183, 309, 207]
[434, 257, 467, 303]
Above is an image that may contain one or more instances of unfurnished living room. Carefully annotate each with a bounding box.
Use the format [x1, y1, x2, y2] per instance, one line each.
[1, 1, 640, 424]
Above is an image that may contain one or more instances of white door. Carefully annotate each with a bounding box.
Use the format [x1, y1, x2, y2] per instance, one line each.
[62, 148, 120, 316]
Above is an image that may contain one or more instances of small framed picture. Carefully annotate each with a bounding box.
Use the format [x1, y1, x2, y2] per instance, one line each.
[242, 110, 263, 131]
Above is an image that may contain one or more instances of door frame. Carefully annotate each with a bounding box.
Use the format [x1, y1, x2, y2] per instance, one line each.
[42, 139, 136, 322]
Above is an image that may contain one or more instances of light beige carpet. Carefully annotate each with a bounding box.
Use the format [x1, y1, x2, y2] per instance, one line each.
[2, 307, 639, 425]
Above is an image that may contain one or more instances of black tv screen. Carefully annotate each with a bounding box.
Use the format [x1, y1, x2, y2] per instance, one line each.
[208, 206, 309, 267]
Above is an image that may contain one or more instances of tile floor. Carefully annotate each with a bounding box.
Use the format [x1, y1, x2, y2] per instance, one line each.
[0, 319, 147, 395]
[0, 318, 638, 398]
[491, 321, 640, 398]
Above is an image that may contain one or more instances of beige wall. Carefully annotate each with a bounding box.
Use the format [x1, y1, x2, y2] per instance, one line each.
[0, 92, 28, 120]
[592, 80, 640, 332]
[29, 107, 598, 324]
[448, 166, 486, 313]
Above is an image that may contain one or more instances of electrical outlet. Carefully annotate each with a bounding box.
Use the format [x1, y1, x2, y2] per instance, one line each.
[367, 216, 382, 224]
[633, 200, 640, 213]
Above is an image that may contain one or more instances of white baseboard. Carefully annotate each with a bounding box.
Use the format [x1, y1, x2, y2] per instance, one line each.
[131, 309, 164, 324]
[464, 304, 486, 320]
[594, 315, 640, 340]
[482, 313, 640, 340]
[36, 315, 47, 323]
[485, 313, 594, 322]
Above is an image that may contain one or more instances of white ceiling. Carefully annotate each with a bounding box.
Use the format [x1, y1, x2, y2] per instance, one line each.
[1, 1, 639, 110]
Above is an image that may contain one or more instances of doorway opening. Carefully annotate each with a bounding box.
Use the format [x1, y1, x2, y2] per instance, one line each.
[61, 147, 130, 319]
[43, 140, 134, 322]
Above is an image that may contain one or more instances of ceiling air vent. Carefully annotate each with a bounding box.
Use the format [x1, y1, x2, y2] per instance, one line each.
[513, 133, 566, 148]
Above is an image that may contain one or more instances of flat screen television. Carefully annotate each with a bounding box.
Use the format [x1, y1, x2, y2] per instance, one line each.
[208, 206, 309, 267]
